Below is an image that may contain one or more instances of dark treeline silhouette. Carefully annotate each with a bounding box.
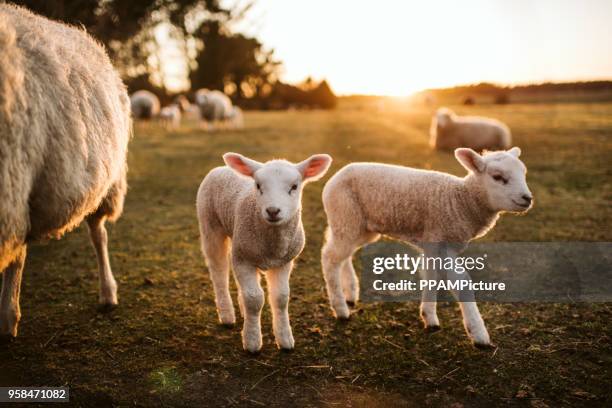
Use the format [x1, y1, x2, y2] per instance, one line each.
[9, 0, 336, 109]
[419, 81, 612, 105]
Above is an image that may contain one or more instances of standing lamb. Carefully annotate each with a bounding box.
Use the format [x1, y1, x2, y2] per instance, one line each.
[0, 5, 131, 338]
[159, 104, 182, 130]
[321, 147, 532, 347]
[130, 89, 160, 120]
[197, 153, 332, 352]
[430, 107, 511, 151]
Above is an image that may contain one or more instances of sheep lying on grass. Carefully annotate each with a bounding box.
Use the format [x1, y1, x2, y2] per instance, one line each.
[431, 107, 511, 151]
[159, 104, 181, 130]
[321, 147, 532, 347]
[130, 90, 160, 120]
[0, 5, 130, 338]
[197, 153, 332, 352]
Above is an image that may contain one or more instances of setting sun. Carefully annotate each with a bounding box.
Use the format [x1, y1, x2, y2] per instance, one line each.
[241, 0, 612, 95]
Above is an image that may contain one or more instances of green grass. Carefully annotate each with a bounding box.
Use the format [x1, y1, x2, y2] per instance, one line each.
[1, 102, 611, 407]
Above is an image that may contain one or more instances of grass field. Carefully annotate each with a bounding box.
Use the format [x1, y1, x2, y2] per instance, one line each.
[1, 101, 611, 407]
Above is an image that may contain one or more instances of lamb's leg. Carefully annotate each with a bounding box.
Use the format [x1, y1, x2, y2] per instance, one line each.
[233, 260, 264, 353]
[266, 262, 294, 350]
[443, 250, 491, 347]
[87, 215, 118, 306]
[201, 232, 235, 326]
[419, 267, 440, 330]
[322, 232, 355, 320]
[0, 245, 26, 338]
[340, 256, 359, 306]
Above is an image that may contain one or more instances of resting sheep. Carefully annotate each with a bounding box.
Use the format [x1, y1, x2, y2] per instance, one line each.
[0, 5, 130, 338]
[197, 153, 332, 352]
[130, 89, 160, 120]
[430, 107, 511, 151]
[321, 147, 532, 347]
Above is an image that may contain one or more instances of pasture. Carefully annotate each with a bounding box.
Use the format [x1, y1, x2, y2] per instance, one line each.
[1, 102, 611, 407]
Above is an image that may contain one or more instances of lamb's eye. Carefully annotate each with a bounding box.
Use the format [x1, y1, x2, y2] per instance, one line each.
[290, 184, 297, 191]
[256, 183, 261, 191]
[492, 174, 508, 184]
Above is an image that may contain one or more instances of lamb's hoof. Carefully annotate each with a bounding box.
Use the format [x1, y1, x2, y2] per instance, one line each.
[346, 300, 356, 308]
[244, 348, 261, 356]
[279, 346, 294, 353]
[0, 334, 16, 344]
[220, 322, 235, 329]
[425, 325, 441, 333]
[97, 303, 118, 313]
[474, 341, 496, 350]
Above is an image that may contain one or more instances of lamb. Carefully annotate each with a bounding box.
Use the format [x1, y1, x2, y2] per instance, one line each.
[321, 147, 532, 347]
[430, 107, 511, 151]
[130, 90, 160, 120]
[0, 5, 131, 338]
[159, 104, 182, 130]
[196, 153, 332, 352]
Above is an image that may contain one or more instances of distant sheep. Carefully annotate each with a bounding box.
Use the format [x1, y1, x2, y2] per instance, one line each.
[194, 88, 243, 129]
[159, 104, 181, 130]
[130, 90, 160, 120]
[430, 107, 511, 151]
[321, 147, 532, 347]
[0, 5, 130, 338]
[197, 153, 332, 352]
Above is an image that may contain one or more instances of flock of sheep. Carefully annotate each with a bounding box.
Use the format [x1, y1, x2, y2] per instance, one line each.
[1, 4, 532, 356]
[130, 88, 243, 130]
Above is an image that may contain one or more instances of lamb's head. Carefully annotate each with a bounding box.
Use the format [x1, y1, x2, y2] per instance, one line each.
[436, 107, 455, 128]
[456, 147, 533, 213]
[224, 153, 332, 225]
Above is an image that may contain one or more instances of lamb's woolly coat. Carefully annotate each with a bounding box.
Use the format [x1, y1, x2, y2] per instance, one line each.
[197, 166, 305, 270]
[195, 89, 234, 122]
[430, 108, 511, 151]
[0, 4, 131, 271]
[323, 164, 499, 244]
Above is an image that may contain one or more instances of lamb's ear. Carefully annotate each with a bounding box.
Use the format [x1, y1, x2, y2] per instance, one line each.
[436, 108, 453, 127]
[297, 154, 332, 182]
[508, 147, 521, 157]
[455, 148, 485, 173]
[223, 153, 263, 177]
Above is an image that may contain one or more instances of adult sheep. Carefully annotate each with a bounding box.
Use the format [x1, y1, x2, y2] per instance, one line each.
[130, 90, 160, 120]
[0, 5, 131, 338]
[430, 107, 511, 151]
[194, 89, 237, 128]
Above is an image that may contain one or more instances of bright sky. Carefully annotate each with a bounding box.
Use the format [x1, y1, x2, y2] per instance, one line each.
[237, 0, 612, 96]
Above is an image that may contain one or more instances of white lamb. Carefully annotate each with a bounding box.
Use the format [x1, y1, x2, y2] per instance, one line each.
[321, 147, 532, 347]
[0, 5, 130, 338]
[196, 153, 332, 352]
[159, 104, 181, 130]
[130, 89, 160, 120]
[430, 107, 511, 151]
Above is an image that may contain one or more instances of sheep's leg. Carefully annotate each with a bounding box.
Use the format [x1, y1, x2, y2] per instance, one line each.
[201, 232, 235, 326]
[443, 251, 491, 347]
[419, 265, 440, 330]
[322, 232, 355, 320]
[87, 215, 118, 305]
[265, 262, 294, 350]
[233, 260, 264, 353]
[0, 245, 26, 338]
[340, 256, 359, 306]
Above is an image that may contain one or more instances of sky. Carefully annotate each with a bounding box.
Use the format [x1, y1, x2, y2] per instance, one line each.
[233, 0, 612, 96]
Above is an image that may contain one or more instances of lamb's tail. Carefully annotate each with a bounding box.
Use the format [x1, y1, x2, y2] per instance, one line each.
[0, 11, 24, 122]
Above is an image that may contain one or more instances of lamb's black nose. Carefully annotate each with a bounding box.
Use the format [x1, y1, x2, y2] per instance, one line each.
[266, 207, 281, 217]
[522, 195, 532, 204]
